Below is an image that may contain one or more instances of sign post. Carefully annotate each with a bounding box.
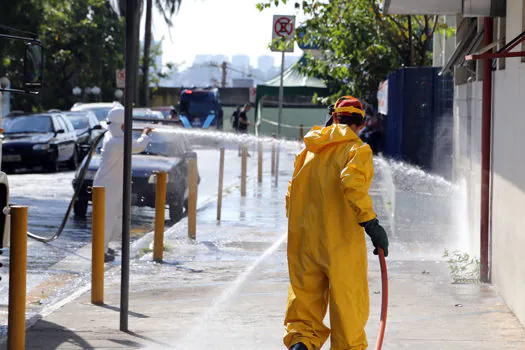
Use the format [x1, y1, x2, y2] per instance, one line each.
[271, 15, 295, 138]
[120, 0, 139, 332]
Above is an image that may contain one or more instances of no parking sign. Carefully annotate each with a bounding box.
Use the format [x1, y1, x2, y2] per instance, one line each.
[116, 69, 125, 88]
[271, 15, 295, 52]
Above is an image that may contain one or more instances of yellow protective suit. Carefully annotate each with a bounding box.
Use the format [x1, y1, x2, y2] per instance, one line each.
[284, 124, 376, 350]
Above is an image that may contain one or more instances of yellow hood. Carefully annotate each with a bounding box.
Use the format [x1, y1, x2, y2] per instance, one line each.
[304, 124, 361, 154]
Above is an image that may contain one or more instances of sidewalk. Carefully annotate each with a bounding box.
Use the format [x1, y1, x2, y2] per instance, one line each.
[10, 152, 525, 349]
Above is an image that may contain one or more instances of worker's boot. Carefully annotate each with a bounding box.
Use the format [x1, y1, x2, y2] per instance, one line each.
[104, 251, 115, 263]
[289, 342, 308, 350]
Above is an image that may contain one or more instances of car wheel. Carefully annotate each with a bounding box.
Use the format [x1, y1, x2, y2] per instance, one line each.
[169, 203, 184, 223]
[74, 200, 89, 217]
[68, 148, 79, 170]
[45, 151, 60, 173]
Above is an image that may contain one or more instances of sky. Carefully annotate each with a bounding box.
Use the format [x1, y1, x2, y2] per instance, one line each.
[143, 0, 306, 70]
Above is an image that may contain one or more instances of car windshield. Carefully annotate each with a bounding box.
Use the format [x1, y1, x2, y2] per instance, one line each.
[4, 115, 54, 133]
[133, 110, 151, 118]
[132, 130, 189, 157]
[86, 107, 111, 122]
[64, 114, 89, 130]
[180, 100, 217, 118]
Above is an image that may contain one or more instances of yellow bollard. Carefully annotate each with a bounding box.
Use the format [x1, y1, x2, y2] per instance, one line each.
[217, 148, 225, 221]
[299, 124, 304, 141]
[8, 206, 27, 350]
[92, 186, 105, 305]
[241, 146, 248, 197]
[258, 142, 263, 184]
[187, 153, 198, 239]
[271, 144, 276, 177]
[153, 172, 167, 262]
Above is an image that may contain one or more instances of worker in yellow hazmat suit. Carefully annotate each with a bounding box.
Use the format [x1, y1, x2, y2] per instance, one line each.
[284, 96, 389, 350]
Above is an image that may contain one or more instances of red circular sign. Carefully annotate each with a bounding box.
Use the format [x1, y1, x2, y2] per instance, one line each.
[274, 17, 294, 38]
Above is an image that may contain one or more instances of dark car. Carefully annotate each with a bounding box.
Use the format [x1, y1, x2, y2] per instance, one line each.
[63, 111, 103, 159]
[2, 113, 80, 173]
[72, 125, 199, 222]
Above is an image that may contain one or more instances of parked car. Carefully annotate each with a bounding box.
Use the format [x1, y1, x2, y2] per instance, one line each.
[133, 108, 164, 124]
[151, 106, 173, 119]
[63, 111, 104, 160]
[5, 110, 25, 118]
[72, 125, 199, 222]
[2, 113, 79, 173]
[70, 102, 124, 128]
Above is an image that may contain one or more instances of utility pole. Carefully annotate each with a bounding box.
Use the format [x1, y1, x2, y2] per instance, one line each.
[221, 61, 227, 88]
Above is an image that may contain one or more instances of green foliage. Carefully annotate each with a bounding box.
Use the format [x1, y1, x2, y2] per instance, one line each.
[257, 0, 442, 105]
[1, 0, 126, 110]
[443, 249, 481, 284]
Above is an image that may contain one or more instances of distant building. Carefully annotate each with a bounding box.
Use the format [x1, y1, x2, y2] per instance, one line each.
[232, 54, 250, 70]
[232, 78, 254, 88]
[258, 55, 274, 72]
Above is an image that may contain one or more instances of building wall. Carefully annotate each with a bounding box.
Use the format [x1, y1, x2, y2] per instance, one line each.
[490, 0, 525, 328]
[453, 0, 525, 327]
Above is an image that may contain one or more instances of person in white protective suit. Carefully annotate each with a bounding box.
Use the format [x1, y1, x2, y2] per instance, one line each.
[93, 106, 152, 262]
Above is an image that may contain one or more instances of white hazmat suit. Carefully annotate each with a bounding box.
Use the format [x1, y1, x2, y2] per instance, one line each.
[93, 107, 150, 251]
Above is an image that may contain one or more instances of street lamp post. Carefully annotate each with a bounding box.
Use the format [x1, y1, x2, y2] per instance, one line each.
[115, 89, 124, 101]
[91, 86, 101, 102]
[72, 86, 82, 103]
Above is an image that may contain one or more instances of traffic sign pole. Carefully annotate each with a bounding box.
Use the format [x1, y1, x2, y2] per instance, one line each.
[271, 15, 295, 139]
[277, 51, 285, 138]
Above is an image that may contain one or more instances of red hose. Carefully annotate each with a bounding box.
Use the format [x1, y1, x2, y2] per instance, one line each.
[375, 248, 388, 350]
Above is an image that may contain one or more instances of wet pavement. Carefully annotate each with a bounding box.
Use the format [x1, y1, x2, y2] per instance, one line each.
[0, 146, 264, 331]
[10, 148, 525, 349]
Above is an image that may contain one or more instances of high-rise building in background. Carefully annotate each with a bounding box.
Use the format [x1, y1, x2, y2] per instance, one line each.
[194, 54, 213, 64]
[232, 54, 251, 71]
[212, 54, 230, 64]
[257, 55, 274, 73]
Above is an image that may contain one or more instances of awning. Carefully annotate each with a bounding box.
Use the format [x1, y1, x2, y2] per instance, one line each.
[439, 20, 481, 75]
[465, 31, 525, 61]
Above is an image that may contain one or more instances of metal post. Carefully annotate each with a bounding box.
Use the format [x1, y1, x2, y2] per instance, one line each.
[187, 152, 198, 239]
[277, 51, 285, 137]
[258, 142, 263, 184]
[241, 146, 248, 197]
[92, 187, 105, 305]
[480, 17, 493, 283]
[217, 148, 225, 221]
[271, 144, 276, 177]
[121, 0, 139, 332]
[8, 206, 27, 350]
[153, 172, 167, 262]
[275, 145, 280, 184]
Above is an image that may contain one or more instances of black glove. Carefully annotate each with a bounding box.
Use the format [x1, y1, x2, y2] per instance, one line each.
[360, 218, 389, 257]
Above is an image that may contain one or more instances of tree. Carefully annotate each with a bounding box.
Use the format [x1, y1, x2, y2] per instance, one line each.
[141, 0, 181, 106]
[257, 0, 448, 105]
[1, 0, 126, 111]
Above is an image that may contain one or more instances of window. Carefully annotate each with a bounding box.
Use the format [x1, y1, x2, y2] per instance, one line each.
[65, 115, 89, 130]
[4, 115, 54, 133]
[55, 116, 67, 132]
[60, 116, 74, 132]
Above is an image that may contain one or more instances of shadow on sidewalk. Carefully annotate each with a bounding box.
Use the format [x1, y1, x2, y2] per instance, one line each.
[98, 304, 149, 319]
[24, 319, 94, 349]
